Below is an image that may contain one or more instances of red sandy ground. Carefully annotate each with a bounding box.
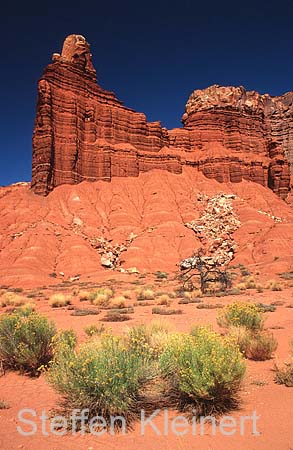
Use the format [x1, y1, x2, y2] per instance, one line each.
[0, 168, 293, 449]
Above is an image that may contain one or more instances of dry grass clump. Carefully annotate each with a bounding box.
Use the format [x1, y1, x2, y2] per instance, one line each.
[156, 294, 172, 307]
[266, 279, 283, 291]
[183, 290, 202, 299]
[243, 276, 257, 289]
[136, 288, 155, 301]
[92, 294, 109, 307]
[235, 282, 247, 291]
[49, 293, 71, 308]
[0, 292, 26, 307]
[109, 296, 127, 309]
[228, 326, 278, 361]
[78, 290, 92, 301]
[275, 341, 293, 387]
[90, 288, 114, 307]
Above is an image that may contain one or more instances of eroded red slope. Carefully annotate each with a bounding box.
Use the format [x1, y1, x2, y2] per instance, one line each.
[1, 168, 293, 287]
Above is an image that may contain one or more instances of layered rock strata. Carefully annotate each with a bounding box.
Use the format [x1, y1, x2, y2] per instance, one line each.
[32, 35, 292, 198]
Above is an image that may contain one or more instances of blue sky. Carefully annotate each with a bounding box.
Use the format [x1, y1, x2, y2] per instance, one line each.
[1, 0, 293, 185]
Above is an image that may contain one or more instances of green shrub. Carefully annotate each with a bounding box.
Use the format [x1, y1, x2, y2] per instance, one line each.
[0, 310, 56, 375]
[47, 334, 154, 425]
[217, 302, 264, 331]
[159, 327, 245, 415]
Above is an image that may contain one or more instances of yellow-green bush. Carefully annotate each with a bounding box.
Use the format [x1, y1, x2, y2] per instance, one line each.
[0, 309, 56, 375]
[47, 334, 154, 425]
[218, 302, 264, 331]
[159, 327, 245, 414]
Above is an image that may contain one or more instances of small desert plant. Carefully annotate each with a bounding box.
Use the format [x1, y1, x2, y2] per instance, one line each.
[136, 289, 155, 301]
[256, 303, 276, 313]
[109, 296, 127, 309]
[71, 308, 100, 316]
[238, 264, 251, 277]
[244, 331, 278, 361]
[49, 272, 57, 278]
[11, 287, 23, 293]
[0, 310, 56, 375]
[0, 399, 10, 409]
[157, 294, 172, 307]
[152, 307, 182, 315]
[275, 341, 293, 387]
[197, 303, 223, 309]
[235, 282, 247, 291]
[183, 290, 202, 300]
[0, 292, 26, 307]
[49, 293, 71, 308]
[78, 291, 92, 301]
[84, 324, 106, 337]
[101, 312, 132, 322]
[89, 288, 114, 306]
[266, 279, 283, 291]
[228, 326, 278, 361]
[178, 297, 202, 304]
[154, 271, 168, 279]
[92, 294, 109, 307]
[279, 271, 293, 280]
[243, 276, 257, 289]
[121, 290, 133, 299]
[218, 302, 264, 331]
[159, 327, 245, 415]
[47, 334, 155, 426]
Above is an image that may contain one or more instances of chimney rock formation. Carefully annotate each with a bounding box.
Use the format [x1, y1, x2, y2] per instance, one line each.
[32, 35, 292, 198]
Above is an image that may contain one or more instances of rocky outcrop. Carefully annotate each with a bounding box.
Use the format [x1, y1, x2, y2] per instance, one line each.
[32, 35, 292, 198]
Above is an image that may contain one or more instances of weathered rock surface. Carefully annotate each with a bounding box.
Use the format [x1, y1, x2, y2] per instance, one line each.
[32, 35, 292, 198]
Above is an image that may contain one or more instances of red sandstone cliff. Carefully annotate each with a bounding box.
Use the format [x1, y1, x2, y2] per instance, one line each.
[32, 35, 291, 198]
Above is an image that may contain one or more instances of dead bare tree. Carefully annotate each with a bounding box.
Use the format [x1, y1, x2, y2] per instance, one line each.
[179, 250, 232, 293]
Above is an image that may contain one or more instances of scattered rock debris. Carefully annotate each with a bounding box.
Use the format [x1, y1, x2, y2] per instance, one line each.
[182, 193, 241, 268]
[257, 210, 282, 223]
[89, 233, 138, 270]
